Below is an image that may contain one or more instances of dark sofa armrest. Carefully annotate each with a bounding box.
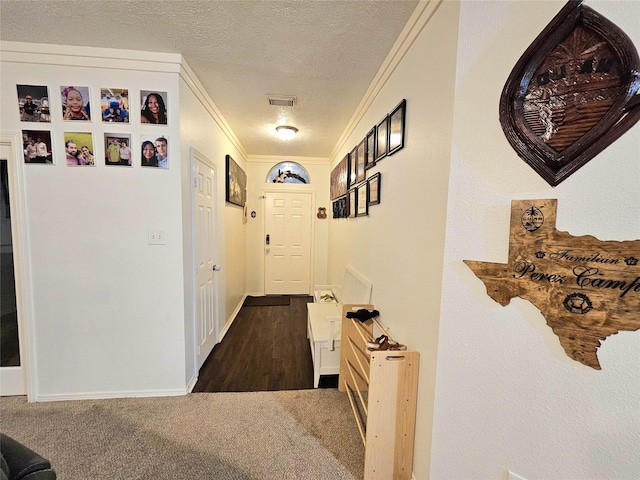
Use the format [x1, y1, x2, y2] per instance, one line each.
[0, 434, 56, 480]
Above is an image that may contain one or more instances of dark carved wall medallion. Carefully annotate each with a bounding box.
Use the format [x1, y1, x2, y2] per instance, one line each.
[500, 0, 640, 186]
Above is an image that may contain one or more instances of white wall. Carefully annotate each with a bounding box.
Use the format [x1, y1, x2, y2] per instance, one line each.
[431, 1, 640, 479]
[0, 43, 187, 399]
[245, 156, 330, 295]
[326, 2, 460, 478]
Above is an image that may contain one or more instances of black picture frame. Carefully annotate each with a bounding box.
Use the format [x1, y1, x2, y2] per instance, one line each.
[348, 146, 357, 188]
[365, 127, 376, 170]
[333, 195, 348, 219]
[367, 172, 381, 206]
[375, 115, 388, 161]
[225, 154, 247, 207]
[388, 99, 406, 155]
[356, 139, 366, 183]
[356, 182, 368, 217]
[348, 188, 357, 218]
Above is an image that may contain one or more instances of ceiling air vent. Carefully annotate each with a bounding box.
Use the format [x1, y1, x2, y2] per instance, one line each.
[267, 95, 296, 107]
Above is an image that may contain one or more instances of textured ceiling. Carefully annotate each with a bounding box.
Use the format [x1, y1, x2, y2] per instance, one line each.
[0, 0, 420, 158]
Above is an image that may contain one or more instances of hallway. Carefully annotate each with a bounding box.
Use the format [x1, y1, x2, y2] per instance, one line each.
[193, 296, 338, 392]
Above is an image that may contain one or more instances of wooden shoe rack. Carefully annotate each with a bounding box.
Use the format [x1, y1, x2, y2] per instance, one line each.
[338, 304, 420, 480]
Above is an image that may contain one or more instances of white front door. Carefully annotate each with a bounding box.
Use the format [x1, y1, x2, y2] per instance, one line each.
[1, 140, 25, 396]
[264, 191, 312, 295]
[194, 154, 219, 368]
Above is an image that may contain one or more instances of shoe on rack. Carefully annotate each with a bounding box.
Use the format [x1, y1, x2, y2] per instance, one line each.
[346, 309, 380, 323]
[387, 341, 407, 351]
[366, 335, 388, 351]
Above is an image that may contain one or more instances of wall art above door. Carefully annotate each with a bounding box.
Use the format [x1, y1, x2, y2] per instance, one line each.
[499, 0, 640, 186]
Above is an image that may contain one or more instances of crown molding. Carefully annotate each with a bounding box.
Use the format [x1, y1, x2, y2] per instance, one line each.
[179, 60, 248, 160]
[329, 0, 444, 163]
[0, 41, 181, 72]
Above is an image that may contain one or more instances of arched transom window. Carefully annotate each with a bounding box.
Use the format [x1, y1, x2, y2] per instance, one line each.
[266, 162, 310, 184]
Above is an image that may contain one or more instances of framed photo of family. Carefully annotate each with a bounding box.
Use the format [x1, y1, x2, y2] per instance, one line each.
[226, 154, 247, 207]
[22, 130, 53, 164]
[101, 88, 129, 123]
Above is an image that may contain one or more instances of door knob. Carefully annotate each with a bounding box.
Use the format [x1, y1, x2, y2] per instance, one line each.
[213, 265, 221, 271]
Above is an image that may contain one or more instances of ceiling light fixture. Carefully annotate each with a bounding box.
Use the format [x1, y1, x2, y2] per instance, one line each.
[276, 125, 298, 141]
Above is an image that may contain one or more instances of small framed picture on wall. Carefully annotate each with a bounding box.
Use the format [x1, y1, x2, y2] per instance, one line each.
[348, 146, 357, 188]
[140, 91, 168, 125]
[348, 188, 357, 219]
[17, 85, 50, 123]
[356, 182, 368, 217]
[64, 132, 95, 166]
[388, 99, 406, 155]
[376, 114, 388, 161]
[22, 130, 53, 164]
[61, 86, 91, 121]
[356, 139, 366, 183]
[225, 154, 247, 207]
[368, 172, 381, 206]
[365, 127, 376, 170]
[105, 133, 133, 166]
[140, 135, 169, 168]
[101, 88, 129, 123]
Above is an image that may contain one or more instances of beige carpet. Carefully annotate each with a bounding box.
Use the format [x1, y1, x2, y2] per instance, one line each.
[0, 389, 364, 479]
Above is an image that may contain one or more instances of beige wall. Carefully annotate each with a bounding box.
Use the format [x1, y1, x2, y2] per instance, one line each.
[431, 1, 640, 479]
[326, 2, 460, 478]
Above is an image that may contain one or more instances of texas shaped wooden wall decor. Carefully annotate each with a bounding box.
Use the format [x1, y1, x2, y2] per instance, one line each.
[499, 0, 640, 186]
[465, 199, 640, 370]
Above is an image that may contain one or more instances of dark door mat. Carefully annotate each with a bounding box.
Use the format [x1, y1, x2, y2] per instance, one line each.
[243, 295, 291, 307]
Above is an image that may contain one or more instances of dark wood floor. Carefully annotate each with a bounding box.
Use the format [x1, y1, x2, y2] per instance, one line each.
[193, 295, 338, 392]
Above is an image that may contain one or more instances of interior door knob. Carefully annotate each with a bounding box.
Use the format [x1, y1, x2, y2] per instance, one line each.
[213, 265, 221, 271]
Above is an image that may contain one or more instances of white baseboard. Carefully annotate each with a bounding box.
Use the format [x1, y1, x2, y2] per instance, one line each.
[186, 374, 198, 393]
[34, 388, 187, 402]
[218, 293, 248, 342]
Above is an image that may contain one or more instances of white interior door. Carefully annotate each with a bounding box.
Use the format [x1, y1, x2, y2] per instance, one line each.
[1, 140, 26, 396]
[264, 191, 312, 295]
[194, 154, 219, 368]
